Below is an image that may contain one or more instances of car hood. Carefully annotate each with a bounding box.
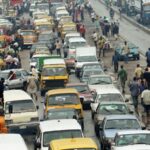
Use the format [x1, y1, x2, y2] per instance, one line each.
[114, 145, 150, 150]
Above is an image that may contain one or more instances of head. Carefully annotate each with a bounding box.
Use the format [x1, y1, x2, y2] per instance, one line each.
[145, 67, 148, 71]
[137, 64, 140, 67]
[133, 77, 137, 81]
[120, 65, 124, 69]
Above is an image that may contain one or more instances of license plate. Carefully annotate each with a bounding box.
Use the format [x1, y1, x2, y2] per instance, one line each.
[19, 125, 26, 129]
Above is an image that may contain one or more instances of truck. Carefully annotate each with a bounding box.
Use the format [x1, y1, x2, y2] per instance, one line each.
[128, 0, 150, 25]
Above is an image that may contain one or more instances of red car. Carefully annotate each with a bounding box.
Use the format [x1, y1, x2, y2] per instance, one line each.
[66, 83, 94, 109]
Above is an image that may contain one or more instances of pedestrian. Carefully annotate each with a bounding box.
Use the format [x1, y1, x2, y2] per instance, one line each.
[139, 79, 147, 94]
[27, 74, 38, 101]
[112, 51, 119, 73]
[145, 48, 150, 66]
[91, 11, 96, 22]
[134, 64, 143, 79]
[143, 67, 150, 89]
[103, 39, 110, 56]
[141, 88, 150, 126]
[92, 31, 98, 48]
[95, 16, 99, 31]
[129, 77, 140, 115]
[109, 8, 115, 19]
[119, 8, 122, 20]
[122, 41, 130, 64]
[55, 40, 62, 56]
[0, 78, 5, 106]
[118, 65, 128, 94]
[97, 36, 105, 57]
[79, 24, 86, 38]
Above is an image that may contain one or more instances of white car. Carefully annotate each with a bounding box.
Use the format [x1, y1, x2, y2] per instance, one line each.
[111, 130, 150, 150]
[34, 119, 83, 150]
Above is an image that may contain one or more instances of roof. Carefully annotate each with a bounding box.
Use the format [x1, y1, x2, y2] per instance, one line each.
[90, 74, 112, 78]
[39, 119, 81, 133]
[117, 130, 150, 136]
[96, 85, 121, 94]
[99, 101, 126, 105]
[32, 54, 50, 58]
[66, 83, 87, 86]
[0, 134, 28, 150]
[4, 90, 32, 102]
[105, 114, 138, 120]
[65, 32, 80, 37]
[50, 138, 98, 149]
[46, 88, 78, 96]
[69, 37, 86, 43]
[56, 10, 69, 15]
[43, 58, 65, 65]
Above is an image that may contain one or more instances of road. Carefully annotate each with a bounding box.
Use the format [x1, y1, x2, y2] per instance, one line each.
[90, 0, 150, 55]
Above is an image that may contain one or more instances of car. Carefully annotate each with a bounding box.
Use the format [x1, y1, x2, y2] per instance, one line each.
[45, 108, 83, 128]
[0, 69, 30, 90]
[99, 115, 143, 150]
[93, 101, 132, 137]
[115, 42, 140, 61]
[90, 86, 126, 119]
[34, 119, 83, 150]
[88, 74, 117, 91]
[111, 130, 150, 150]
[80, 68, 104, 83]
[66, 83, 94, 109]
[80, 62, 104, 78]
[55, 10, 69, 22]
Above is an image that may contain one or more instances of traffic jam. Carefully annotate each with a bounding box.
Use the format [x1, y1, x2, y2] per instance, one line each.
[0, 0, 150, 150]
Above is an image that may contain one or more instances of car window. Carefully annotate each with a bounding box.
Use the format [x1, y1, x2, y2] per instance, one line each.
[15, 71, 21, 78]
[22, 70, 29, 76]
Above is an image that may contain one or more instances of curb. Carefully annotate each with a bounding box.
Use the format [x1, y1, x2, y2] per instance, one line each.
[99, 0, 150, 35]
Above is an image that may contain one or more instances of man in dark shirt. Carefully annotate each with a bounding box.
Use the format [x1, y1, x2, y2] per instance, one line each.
[143, 68, 150, 89]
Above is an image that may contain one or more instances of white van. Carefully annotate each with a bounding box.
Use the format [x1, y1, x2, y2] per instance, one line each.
[75, 47, 99, 77]
[34, 119, 83, 150]
[4, 90, 39, 134]
[0, 134, 28, 150]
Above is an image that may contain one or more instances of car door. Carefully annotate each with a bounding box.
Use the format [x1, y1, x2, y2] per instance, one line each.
[9, 71, 23, 89]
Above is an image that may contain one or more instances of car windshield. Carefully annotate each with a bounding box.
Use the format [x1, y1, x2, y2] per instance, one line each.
[46, 109, 76, 120]
[42, 67, 66, 76]
[37, 25, 52, 31]
[58, 13, 69, 18]
[105, 119, 141, 130]
[69, 42, 86, 48]
[5, 100, 36, 113]
[63, 26, 76, 32]
[83, 70, 103, 78]
[21, 31, 35, 36]
[77, 56, 97, 62]
[89, 76, 112, 85]
[36, 3, 49, 10]
[83, 64, 101, 70]
[116, 133, 150, 146]
[0, 72, 9, 79]
[67, 85, 89, 93]
[31, 57, 38, 63]
[38, 34, 53, 41]
[48, 93, 80, 105]
[97, 94, 124, 102]
[97, 104, 128, 115]
[43, 130, 82, 146]
[60, 17, 72, 23]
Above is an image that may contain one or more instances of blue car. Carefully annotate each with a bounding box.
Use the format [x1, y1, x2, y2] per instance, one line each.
[115, 42, 140, 61]
[98, 115, 143, 150]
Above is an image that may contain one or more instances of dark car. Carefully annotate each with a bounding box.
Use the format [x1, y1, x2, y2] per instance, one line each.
[115, 42, 140, 61]
[45, 108, 84, 130]
[66, 83, 94, 109]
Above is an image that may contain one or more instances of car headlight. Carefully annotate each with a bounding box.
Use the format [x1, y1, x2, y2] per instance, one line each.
[30, 117, 39, 122]
[5, 119, 13, 125]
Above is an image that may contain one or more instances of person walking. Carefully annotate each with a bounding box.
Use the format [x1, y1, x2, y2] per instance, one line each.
[143, 67, 150, 89]
[98, 36, 105, 57]
[92, 31, 98, 48]
[112, 51, 119, 73]
[141, 88, 150, 127]
[129, 77, 140, 115]
[0, 78, 5, 106]
[79, 24, 86, 38]
[27, 74, 38, 101]
[118, 65, 128, 94]
[122, 41, 130, 64]
[55, 40, 62, 56]
[134, 64, 143, 79]
[145, 48, 150, 66]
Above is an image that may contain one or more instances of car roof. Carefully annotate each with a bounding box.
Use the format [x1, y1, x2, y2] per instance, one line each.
[69, 37, 86, 43]
[0, 134, 28, 150]
[56, 10, 69, 14]
[50, 138, 98, 149]
[4, 90, 32, 102]
[117, 130, 150, 135]
[65, 32, 80, 37]
[44, 58, 65, 65]
[105, 114, 138, 120]
[82, 62, 101, 67]
[96, 86, 121, 94]
[39, 119, 81, 133]
[46, 88, 78, 95]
